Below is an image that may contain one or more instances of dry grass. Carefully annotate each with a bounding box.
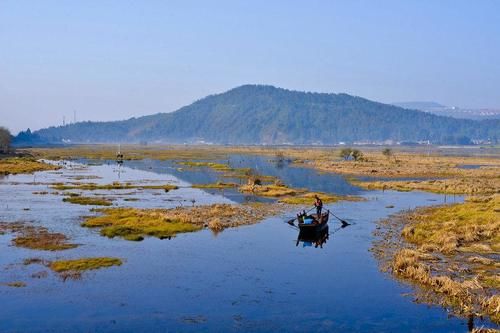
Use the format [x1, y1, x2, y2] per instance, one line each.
[0, 222, 78, 251]
[0, 157, 60, 175]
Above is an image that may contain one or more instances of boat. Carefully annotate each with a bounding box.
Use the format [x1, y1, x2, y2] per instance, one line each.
[297, 210, 329, 238]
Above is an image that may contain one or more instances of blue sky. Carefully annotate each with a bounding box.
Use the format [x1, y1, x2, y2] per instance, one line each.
[1, 0, 500, 133]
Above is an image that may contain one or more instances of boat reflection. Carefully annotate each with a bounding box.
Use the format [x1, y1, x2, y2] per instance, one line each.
[296, 226, 329, 248]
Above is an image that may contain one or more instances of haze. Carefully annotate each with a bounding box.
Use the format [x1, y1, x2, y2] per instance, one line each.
[1, 0, 500, 133]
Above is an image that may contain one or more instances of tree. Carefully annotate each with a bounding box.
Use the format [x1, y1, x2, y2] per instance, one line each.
[0, 127, 11, 154]
[339, 148, 352, 160]
[382, 148, 393, 159]
[351, 149, 364, 161]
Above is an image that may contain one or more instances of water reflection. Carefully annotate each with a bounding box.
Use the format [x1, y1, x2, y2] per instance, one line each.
[296, 225, 329, 248]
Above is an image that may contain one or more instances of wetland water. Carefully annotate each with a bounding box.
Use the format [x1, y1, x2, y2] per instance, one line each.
[0, 156, 488, 332]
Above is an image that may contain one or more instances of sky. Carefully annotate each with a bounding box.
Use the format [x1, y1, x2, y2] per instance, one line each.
[1, 0, 500, 133]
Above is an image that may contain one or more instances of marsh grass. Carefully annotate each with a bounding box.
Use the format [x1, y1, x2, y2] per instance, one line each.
[0, 157, 60, 175]
[62, 196, 113, 206]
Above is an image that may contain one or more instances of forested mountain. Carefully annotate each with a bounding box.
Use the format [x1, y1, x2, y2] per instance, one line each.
[30, 85, 499, 145]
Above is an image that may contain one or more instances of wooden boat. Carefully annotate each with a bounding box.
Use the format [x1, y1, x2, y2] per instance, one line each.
[297, 210, 329, 238]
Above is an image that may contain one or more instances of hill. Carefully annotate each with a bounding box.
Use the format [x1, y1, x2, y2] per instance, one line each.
[30, 85, 499, 145]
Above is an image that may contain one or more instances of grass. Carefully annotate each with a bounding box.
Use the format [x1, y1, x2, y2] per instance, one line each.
[191, 182, 238, 189]
[63, 196, 113, 206]
[0, 157, 60, 175]
[49, 257, 122, 272]
[0, 222, 78, 251]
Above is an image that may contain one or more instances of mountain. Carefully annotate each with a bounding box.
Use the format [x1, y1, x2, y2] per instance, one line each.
[393, 101, 500, 120]
[29, 85, 499, 145]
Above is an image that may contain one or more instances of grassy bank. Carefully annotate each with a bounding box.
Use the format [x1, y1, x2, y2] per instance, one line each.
[373, 195, 499, 324]
[0, 157, 60, 175]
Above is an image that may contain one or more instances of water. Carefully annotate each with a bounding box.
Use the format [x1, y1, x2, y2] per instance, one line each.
[0, 157, 491, 332]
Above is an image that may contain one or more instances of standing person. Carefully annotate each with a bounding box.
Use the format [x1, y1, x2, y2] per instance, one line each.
[314, 195, 323, 218]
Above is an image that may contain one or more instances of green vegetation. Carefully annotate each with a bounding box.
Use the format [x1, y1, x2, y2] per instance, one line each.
[49, 257, 122, 272]
[0, 157, 60, 175]
[63, 196, 112, 206]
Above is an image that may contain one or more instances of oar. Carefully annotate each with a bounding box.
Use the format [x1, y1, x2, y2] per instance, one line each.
[328, 210, 350, 227]
[286, 207, 315, 225]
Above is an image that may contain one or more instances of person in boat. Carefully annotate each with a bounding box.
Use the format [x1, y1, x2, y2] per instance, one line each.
[314, 195, 323, 218]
